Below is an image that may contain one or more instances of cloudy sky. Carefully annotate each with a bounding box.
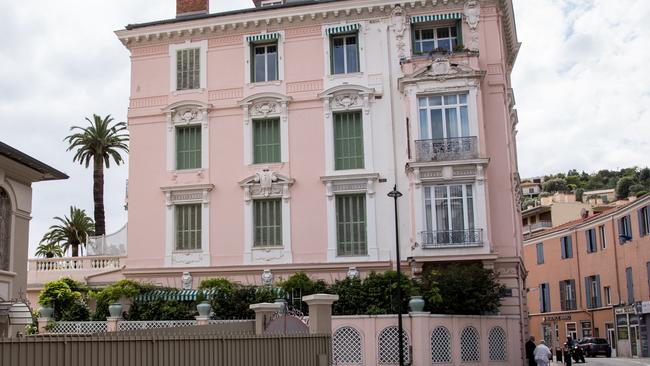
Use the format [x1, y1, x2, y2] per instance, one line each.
[0, 0, 648, 256]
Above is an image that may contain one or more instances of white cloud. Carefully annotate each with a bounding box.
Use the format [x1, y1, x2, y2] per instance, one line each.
[512, 0, 650, 177]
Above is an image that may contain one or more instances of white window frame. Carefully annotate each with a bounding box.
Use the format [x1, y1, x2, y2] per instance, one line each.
[422, 184, 477, 242]
[239, 93, 291, 165]
[321, 174, 379, 262]
[163, 101, 211, 173]
[330, 33, 360, 75]
[244, 32, 285, 85]
[417, 93, 476, 140]
[604, 286, 612, 305]
[599, 225, 607, 249]
[323, 24, 366, 79]
[240, 170, 293, 264]
[161, 184, 213, 267]
[566, 322, 578, 341]
[169, 40, 207, 93]
[319, 85, 375, 176]
[413, 24, 458, 54]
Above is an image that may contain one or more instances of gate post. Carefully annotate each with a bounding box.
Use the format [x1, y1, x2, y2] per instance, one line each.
[302, 294, 338, 334]
[250, 302, 283, 335]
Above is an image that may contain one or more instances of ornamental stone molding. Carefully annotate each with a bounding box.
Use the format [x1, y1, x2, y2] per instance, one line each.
[240, 169, 294, 203]
[239, 92, 292, 124]
[162, 100, 212, 131]
[320, 173, 380, 200]
[161, 184, 214, 207]
[319, 85, 376, 118]
[391, 5, 407, 60]
[464, 0, 481, 51]
[399, 58, 485, 91]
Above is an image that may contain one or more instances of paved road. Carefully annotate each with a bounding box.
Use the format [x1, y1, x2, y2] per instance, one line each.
[552, 358, 650, 366]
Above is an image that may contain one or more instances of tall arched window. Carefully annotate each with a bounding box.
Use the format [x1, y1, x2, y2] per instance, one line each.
[0, 188, 11, 272]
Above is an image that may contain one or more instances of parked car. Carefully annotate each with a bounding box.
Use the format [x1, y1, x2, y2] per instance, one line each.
[577, 337, 612, 357]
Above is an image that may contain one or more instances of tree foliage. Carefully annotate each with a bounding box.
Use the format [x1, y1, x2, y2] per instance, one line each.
[38, 277, 90, 321]
[542, 178, 568, 193]
[616, 176, 637, 199]
[65, 114, 129, 236]
[40, 206, 94, 257]
[34, 242, 63, 258]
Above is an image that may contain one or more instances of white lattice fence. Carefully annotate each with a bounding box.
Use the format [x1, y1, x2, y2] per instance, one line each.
[488, 326, 508, 361]
[333, 326, 363, 364]
[431, 326, 452, 363]
[378, 326, 410, 364]
[460, 326, 481, 362]
[117, 320, 197, 332]
[50, 321, 107, 334]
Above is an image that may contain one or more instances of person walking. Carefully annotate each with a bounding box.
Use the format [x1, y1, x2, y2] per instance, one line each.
[526, 336, 537, 366]
[534, 340, 553, 366]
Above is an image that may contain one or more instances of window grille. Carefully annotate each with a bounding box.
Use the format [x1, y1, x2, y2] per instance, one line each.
[430, 326, 452, 363]
[333, 111, 364, 170]
[336, 194, 367, 256]
[488, 326, 508, 361]
[253, 118, 281, 163]
[378, 326, 410, 364]
[176, 48, 201, 90]
[253, 199, 282, 247]
[175, 204, 201, 250]
[332, 326, 363, 364]
[460, 326, 480, 362]
[176, 125, 201, 170]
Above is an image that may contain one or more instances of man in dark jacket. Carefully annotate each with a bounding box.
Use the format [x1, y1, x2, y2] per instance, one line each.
[526, 336, 537, 366]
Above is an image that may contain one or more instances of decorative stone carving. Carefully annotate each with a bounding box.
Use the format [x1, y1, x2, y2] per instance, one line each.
[513, 172, 523, 212]
[254, 169, 278, 197]
[346, 267, 360, 280]
[251, 101, 280, 117]
[163, 101, 211, 132]
[391, 5, 407, 60]
[253, 249, 285, 263]
[319, 85, 375, 117]
[401, 58, 484, 86]
[464, 0, 481, 51]
[181, 272, 193, 289]
[332, 94, 361, 110]
[240, 170, 294, 202]
[321, 174, 380, 199]
[261, 269, 274, 286]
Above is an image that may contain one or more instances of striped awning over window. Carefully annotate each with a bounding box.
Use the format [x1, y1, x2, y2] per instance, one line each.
[326, 23, 360, 35]
[246, 32, 281, 43]
[135, 289, 218, 302]
[410, 12, 463, 24]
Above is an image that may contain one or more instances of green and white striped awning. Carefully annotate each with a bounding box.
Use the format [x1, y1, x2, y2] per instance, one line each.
[246, 32, 281, 43]
[136, 289, 218, 302]
[326, 23, 360, 35]
[411, 12, 463, 24]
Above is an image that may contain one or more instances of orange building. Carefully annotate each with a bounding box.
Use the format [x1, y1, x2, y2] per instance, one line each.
[524, 194, 650, 358]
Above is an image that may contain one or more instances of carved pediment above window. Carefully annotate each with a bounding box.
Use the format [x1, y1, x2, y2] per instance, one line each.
[162, 100, 212, 129]
[240, 169, 294, 202]
[319, 85, 376, 117]
[320, 173, 379, 199]
[161, 184, 214, 207]
[399, 59, 485, 90]
[239, 92, 292, 124]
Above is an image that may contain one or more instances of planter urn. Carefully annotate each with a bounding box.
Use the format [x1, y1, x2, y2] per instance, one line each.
[108, 303, 123, 318]
[196, 301, 211, 317]
[408, 296, 425, 312]
[39, 306, 54, 319]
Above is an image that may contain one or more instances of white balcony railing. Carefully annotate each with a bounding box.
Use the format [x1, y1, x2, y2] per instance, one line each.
[32, 256, 121, 272]
[523, 220, 552, 234]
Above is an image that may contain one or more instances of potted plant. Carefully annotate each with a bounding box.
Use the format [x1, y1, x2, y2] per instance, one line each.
[37, 292, 55, 319]
[408, 290, 426, 313]
[195, 291, 211, 317]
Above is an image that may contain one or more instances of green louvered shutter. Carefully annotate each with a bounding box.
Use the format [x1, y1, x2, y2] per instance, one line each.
[254, 199, 282, 247]
[334, 111, 364, 170]
[175, 204, 201, 250]
[253, 118, 281, 164]
[336, 194, 367, 256]
[176, 125, 201, 170]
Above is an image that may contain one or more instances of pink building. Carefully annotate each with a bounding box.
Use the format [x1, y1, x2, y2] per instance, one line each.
[28, 0, 526, 353]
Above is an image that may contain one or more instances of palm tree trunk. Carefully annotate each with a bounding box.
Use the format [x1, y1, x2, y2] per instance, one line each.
[93, 157, 106, 236]
[71, 243, 79, 257]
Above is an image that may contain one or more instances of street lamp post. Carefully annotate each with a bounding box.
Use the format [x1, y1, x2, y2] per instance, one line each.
[388, 185, 405, 366]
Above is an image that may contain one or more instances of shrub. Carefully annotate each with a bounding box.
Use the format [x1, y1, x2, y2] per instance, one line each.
[90, 280, 148, 320]
[330, 277, 367, 315]
[616, 176, 637, 199]
[629, 184, 646, 196]
[127, 299, 195, 321]
[279, 272, 329, 313]
[542, 178, 568, 193]
[38, 278, 90, 321]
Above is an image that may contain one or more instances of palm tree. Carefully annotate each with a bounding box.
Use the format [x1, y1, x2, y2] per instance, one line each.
[65, 114, 129, 236]
[35, 242, 64, 258]
[41, 206, 95, 257]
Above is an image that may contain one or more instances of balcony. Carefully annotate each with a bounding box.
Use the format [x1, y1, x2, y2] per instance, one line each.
[523, 220, 552, 235]
[28, 256, 124, 285]
[420, 229, 483, 249]
[415, 137, 478, 162]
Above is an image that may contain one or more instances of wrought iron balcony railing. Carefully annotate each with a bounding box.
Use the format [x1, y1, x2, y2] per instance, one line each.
[415, 136, 478, 162]
[419, 229, 484, 248]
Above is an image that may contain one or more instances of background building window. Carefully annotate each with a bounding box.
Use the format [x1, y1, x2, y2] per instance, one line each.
[536, 243, 544, 265]
[333, 111, 364, 170]
[585, 275, 602, 309]
[336, 194, 367, 256]
[604, 286, 612, 305]
[0, 188, 10, 271]
[252, 43, 278, 82]
[639, 206, 649, 237]
[539, 283, 551, 313]
[599, 225, 607, 249]
[619, 215, 632, 243]
[176, 48, 201, 90]
[586, 228, 597, 253]
[253, 199, 282, 247]
[559, 279, 577, 310]
[175, 204, 201, 251]
[253, 118, 281, 164]
[176, 125, 201, 170]
[331, 33, 359, 74]
[625, 267, 634, 304]
[413, 25, 458, 54]
[561, 235, 573, 259]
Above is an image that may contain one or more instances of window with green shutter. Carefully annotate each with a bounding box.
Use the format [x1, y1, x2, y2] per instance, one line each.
[254, 199, 282, 247]
[176, 125, 201, 170]
[333, 111, 364, 170]
[336, 194, 367, 256]
[175, 204, 201, 251]
[176, 48, 201, 90]
[253, 118, 281, 164]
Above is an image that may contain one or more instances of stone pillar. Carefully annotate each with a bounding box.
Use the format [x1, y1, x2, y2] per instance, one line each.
[37, 317, 51, 334]
[107, 316, 121, 332]
[195, 315, 209, 326]
[249, 302, 282, 335]
[302, 294, 339, 335]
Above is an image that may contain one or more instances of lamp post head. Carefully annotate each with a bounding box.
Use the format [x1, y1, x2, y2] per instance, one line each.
[388, 185, 403, 198]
